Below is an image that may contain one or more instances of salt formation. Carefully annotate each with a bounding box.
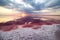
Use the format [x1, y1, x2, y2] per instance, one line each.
[0, 24, 60, 40]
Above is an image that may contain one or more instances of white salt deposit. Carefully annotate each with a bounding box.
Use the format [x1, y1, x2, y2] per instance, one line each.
[0, 24, 60, 40]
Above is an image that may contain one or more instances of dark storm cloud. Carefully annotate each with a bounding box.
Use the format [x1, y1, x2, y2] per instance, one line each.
[47, 0, 60, 8]
[22, 0, 60, 13]
[23, 0, 45, 10]
[0, 0, 9, 6]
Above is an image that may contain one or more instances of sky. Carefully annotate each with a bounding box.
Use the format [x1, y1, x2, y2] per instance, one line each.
[0, 0, 60, 22]
[0, 0, 60, 13]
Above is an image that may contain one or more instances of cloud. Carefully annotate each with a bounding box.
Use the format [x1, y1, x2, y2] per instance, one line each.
[23, 0, 45, 10]
[0, 0, 9, 6]
[23, 0, 60, 13]
[45, 0, 60, 8]
[0, 0, 60, 14]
